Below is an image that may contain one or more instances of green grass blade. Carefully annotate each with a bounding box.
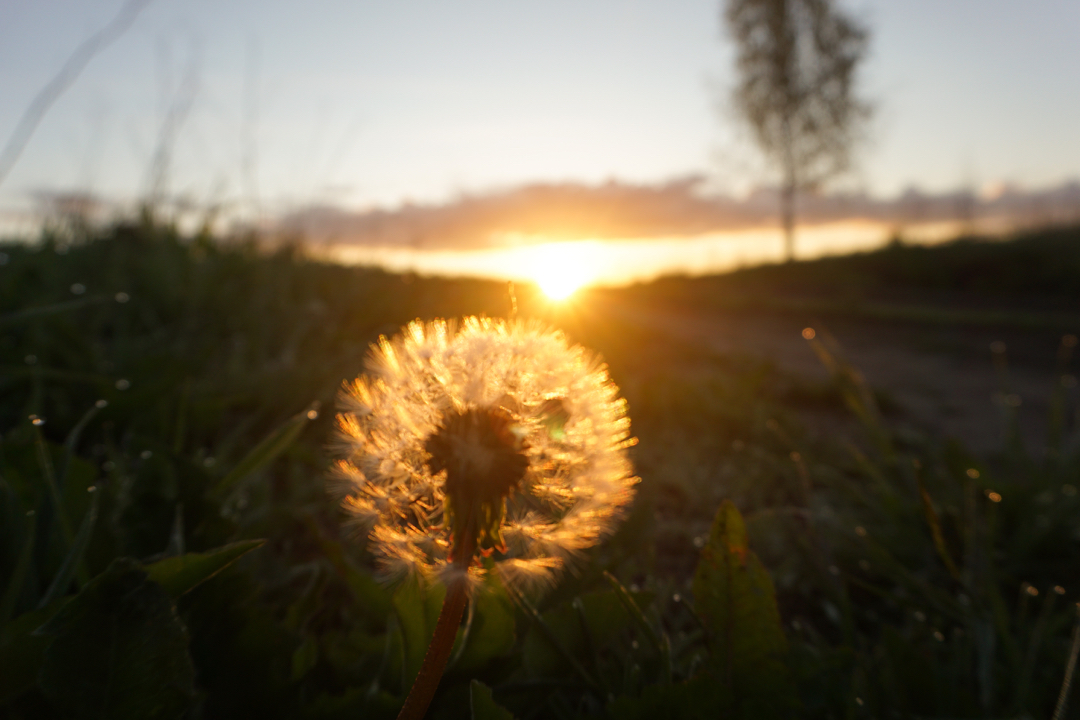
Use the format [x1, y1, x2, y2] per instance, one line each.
[34, 427, 73, 547]
[0, 511, 38, 636]
[1053, 604, 1080, 720]
[145, 539, 265, 599]
[59, 400, 106, 490]
[602, 571, 672, 683]
[37, 487, 99, 608]
[0, 296, 107, 326]
[212, 402, 319, 497]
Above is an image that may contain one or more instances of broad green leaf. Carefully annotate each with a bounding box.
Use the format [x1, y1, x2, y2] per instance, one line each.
[212, 402, 319, 497]
[0, 598, 70, 703]
[36, 558, 195, 719]
[470, 679, 515, 720]
[692, 500, 797, 719]
[145, 539, 265, 599]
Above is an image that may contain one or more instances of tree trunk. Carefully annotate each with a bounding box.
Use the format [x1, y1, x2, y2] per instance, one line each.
[781, 174, 796, 262]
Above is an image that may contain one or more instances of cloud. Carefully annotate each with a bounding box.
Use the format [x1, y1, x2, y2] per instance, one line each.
[273, 176, 1080, 250]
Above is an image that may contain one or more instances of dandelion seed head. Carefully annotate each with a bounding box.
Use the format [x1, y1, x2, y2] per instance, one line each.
[335, 317, 637, 593]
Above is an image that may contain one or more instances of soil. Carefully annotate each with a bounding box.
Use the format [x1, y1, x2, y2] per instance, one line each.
[599, 292, 1078, 457]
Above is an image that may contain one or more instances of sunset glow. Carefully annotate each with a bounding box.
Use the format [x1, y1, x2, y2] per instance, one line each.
[527, 242, 599, 299]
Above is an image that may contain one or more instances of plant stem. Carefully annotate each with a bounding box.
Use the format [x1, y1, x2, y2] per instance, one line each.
[396, 539, 474, 720]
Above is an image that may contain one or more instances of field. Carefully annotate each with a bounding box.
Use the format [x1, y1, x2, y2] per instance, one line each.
[2, 219, 1080, 719]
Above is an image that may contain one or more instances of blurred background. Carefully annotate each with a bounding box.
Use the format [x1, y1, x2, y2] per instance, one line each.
[3, 0, 1080, 287]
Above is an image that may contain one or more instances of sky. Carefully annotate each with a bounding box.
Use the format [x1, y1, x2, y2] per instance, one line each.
[2, 0, 1079, 226]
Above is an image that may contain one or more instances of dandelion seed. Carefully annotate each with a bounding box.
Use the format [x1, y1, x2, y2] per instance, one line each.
[334, 317, 637, 593]
[336, 317, 638, 719]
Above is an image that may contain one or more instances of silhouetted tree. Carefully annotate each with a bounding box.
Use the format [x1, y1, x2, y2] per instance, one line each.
[724, 0, 871, 261]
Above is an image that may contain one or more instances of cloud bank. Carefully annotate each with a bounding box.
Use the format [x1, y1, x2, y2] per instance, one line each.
[272, 176, 1080, 250]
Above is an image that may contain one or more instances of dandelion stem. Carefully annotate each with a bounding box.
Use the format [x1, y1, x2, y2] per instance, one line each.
[396, 538, 474, 720]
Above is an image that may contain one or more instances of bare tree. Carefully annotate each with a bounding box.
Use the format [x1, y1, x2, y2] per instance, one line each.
[724, 0, 871, 261]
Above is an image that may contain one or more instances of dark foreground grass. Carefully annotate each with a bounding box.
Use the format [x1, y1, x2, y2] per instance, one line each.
[2, 219, 1080, 719]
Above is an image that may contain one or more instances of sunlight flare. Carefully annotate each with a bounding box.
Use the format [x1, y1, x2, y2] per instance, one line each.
[527, 241, 600, 299]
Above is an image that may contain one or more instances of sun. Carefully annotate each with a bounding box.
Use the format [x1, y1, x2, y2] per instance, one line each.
[529, 242, 595, 300]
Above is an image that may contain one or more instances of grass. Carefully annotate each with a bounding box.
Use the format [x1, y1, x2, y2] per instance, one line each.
[2, 217, 1080, 719]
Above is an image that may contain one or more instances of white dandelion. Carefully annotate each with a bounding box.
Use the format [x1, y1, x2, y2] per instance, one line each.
[334, 316, 638, 595]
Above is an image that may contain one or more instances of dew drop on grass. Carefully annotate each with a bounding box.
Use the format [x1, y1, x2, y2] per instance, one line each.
[29, 415, 45, 426]
[70, 283, 86, 295]
[1055, 586, 1066, 595]
[115, 378, 130, 390]
[95, 399, 108, 408]
[24, 354, 37, 365]
[140, 450, 152, 460]
[306, 409, 319, 420]
[114, 292, 130, 303]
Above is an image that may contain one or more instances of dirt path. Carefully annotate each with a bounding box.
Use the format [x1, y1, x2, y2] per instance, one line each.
[600, 296, 1072, 456]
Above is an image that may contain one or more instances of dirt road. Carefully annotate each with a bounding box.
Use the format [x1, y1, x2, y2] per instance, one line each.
[600, 294, 1075, 456]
